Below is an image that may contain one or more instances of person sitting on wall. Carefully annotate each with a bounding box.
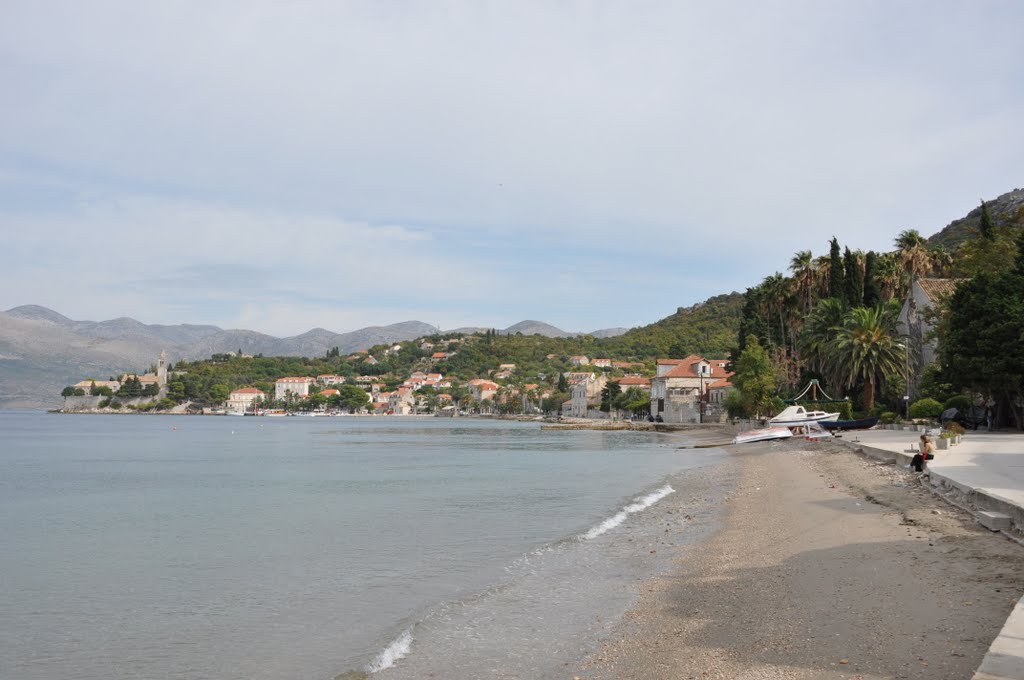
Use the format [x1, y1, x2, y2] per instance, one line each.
[911, 434, 935, 472]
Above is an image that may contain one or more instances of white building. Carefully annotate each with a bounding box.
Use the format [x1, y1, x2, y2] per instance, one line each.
[227, 387, 265, 413]
[275, 377, 315, 401]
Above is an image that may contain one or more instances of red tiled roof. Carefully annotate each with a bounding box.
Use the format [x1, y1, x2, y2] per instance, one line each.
[231, 387, 265, 395]
[917, 278, 963, 302]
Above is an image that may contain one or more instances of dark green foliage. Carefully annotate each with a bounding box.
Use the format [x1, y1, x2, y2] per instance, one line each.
[843, 247, 863, 307]
[943, 395, 972, 412]
[829, 237, 844, 299]
[939, 231, 1024, 429]
[909, 397, 943, 419]
[863, 251, 880, 307]
[600, 381, 621, 413]
[118, 376, 143, 397]
[979, 200, 995, 240]
[730, 336, 780, 418]
[61, 386, 76, 397]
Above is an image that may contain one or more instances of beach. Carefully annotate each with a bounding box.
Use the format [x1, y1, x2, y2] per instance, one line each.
[582, 438, 1024, 679]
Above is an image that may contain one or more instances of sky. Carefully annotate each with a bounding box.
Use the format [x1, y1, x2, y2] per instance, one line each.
[1, 1, 1022, 337]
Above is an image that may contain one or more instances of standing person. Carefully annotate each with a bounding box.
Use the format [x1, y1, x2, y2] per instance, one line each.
[986, 403, 994, 431]
[911, 434, 935, 472]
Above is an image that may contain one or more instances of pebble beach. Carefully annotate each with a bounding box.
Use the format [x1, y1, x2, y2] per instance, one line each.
[580, 437, 1024, 679]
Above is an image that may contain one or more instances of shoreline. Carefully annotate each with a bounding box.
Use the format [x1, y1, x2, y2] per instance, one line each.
[580, 438, 1024, 679]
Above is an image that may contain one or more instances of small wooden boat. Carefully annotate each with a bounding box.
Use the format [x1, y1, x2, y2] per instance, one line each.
[733, 427, 794, 444]
[818, 416, 879, 432]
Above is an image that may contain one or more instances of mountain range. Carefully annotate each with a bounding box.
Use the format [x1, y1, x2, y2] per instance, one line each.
[0, 306, 626, 408]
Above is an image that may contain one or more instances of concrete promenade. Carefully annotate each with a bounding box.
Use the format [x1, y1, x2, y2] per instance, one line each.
[832, 427, 1024, 680]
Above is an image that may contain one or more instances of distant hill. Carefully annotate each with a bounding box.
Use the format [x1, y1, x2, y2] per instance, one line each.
[613, 293, 746, 359]
[0, 307, 439, 408]
[0, 308, 627, 408]
[928, 187, 1024, 251]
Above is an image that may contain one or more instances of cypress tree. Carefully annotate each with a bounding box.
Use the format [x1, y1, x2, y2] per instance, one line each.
[863, 251, 881, 307]
[828, 237, 845, 300]
[844, 247, 863, 307]
[979, 200, 995, 240]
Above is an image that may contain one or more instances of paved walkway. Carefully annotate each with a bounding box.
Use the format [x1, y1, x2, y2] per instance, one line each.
[832, 427, 1024, 680]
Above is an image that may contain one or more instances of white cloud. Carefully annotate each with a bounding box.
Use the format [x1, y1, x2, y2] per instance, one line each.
[1, 2, 1023, 332]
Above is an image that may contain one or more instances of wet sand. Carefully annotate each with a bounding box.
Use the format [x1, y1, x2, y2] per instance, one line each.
[580, 438, 1024, 679]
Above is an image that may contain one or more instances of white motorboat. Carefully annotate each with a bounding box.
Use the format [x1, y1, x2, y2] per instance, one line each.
[732, 427, 794, 444]
[769, 405, 840, 426]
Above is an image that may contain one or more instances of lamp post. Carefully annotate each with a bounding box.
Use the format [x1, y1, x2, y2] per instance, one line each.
[699, 371, 706, 424]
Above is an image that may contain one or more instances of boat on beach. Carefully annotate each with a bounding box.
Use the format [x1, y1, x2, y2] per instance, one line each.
[818, 416, 879, 432]
[733, 426, 794, 444]
[769, 405, 840, 426]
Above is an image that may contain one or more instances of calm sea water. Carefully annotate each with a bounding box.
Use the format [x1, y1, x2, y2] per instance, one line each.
[0, 410, 732, 679]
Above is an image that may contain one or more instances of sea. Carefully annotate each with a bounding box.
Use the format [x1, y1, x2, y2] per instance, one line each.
[0, 410, 736, 680]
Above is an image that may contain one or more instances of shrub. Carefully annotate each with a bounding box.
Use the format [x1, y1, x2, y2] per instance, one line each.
[98, 398, 111, 408]
[157, 398, 177, 411]
[909, 397, 943, 420]
[109, 401, 123, 410]
[944, 421, 966, 436]
[879, 411, 897, 424]
[943, 395, 972, 412]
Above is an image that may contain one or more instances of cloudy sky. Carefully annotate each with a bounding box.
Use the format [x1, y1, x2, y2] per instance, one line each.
[1, 2, 1022, 336]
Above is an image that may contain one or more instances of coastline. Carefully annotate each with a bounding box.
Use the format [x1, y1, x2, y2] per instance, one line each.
[580, 438, 1024, 679]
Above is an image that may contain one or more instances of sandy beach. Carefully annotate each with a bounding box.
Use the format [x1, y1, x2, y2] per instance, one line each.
[581, 438, 1024, 679]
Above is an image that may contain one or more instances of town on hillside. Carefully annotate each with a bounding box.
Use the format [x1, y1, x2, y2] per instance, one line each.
[59, 345, 735, 422]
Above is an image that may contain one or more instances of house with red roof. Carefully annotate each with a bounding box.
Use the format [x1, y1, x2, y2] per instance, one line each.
[227, 387, 265, 413]
[650, 355, 732, 423]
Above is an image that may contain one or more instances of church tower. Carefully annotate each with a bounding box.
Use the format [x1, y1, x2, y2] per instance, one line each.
[157, 350, 168, 387]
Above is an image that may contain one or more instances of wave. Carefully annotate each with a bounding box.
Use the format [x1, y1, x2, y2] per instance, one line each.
[365, 629, 412, 673]
[581, 484, 675, 540]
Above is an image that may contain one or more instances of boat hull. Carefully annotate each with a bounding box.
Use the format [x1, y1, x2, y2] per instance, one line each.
[733, 427, 794, 444]
[819, 416, 879, 431]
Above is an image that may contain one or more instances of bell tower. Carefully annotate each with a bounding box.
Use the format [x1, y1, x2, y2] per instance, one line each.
[157, 350, 168, 387]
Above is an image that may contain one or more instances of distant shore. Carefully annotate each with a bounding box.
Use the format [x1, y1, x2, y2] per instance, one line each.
[580, 438, 1024, 679]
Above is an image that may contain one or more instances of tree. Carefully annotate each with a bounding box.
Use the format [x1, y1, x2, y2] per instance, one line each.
[863, 251, 881, 307]
[843, 247, 863, 308]
[600, 381, 622, 413]
[731, 336, 779, 418]
[797, 297, 848, 386]
[828, 237, 844, 299]
[119, 376, 142, 397]
[209, 384, 230, 403]
[895, 229, 931, 284]
[789, 250, 816, 315]
[828, 303, 905, 413]
[61, 386, 77, 397]
[940, 232, 1024, 429]
[168, 381, 186, 401]
[979, 199, 995, 240]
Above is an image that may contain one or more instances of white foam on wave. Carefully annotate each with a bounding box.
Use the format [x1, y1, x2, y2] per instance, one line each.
[582, 484, 675, 540]
[365, 629, 413, 673]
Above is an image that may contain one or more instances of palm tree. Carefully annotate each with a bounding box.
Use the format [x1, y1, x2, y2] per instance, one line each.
[895, 229, 932, 283]
[761, 272, 793, 350]
[874, 252, 902, 300]
[828, 303, 905, 413]
[789, 250, 816, 315]
[797, 297, 848, 387]
[929, 245, 955, 278]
